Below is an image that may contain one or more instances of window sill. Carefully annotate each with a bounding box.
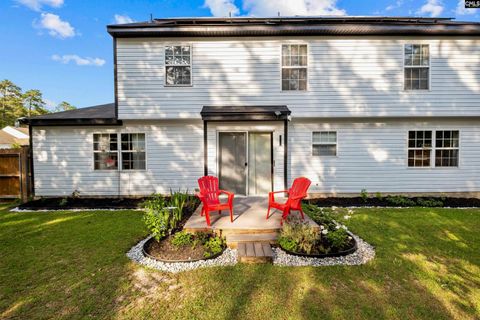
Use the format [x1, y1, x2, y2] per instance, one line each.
[164, 84, 193, 87]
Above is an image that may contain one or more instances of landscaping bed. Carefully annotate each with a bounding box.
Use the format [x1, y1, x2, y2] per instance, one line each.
[17, 197, 149, 210]
[132, 192, 230, 270]
[142, 232, 226, 262]
[308, 195, 480, 207]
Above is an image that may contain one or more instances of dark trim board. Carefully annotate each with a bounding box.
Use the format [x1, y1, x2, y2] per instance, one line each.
[27, 119, 123, 126]
[107, 16, 480, 37]
[113, 38, 118, 119]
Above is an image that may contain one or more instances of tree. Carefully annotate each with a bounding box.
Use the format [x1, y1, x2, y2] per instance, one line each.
[23, 89, 48, 117]
[0, 80, 23, 128]
[55, 101, 76, 112]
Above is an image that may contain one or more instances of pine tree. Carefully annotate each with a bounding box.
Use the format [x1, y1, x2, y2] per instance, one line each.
[0, 80, 23, 128]
[23, 89, 48, 117]
[55, 101, 76, 112]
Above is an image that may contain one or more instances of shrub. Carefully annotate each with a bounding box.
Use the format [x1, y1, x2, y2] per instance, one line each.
[203, 236, 225, 257]
[360, 189, 369, 203]
[142, 191, 194, 241]
[385, 195, 416, 207]
[302, 203, 337, 230]
[193, 231, 210, 247]
[325, 227, 350, 251]
[416, 197, 444, 207]
[279, 216, 319, 254]
[375, 192, 383, 200]
[171, 231, 194, 248]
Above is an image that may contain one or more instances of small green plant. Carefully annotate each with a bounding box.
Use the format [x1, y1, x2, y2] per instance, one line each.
[171, 231, 194, 248]
[71, 190, 80, 198]
[279, 216, 319, 254]
[58, 197, 68, 207]
[203, 236, 225, 257]
[325, 227, 350, 251]
[278, 236, 297, 252]
[386, 195, 416, 207]
[360, 189, 369, 203]
[193, 231, 210, 248]
[375, 192, 383, 200]
[416, 197, 444, 207]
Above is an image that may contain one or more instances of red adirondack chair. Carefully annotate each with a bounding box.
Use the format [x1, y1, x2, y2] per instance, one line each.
[266, 177, 311, 222]
[196, 176, 234, 226]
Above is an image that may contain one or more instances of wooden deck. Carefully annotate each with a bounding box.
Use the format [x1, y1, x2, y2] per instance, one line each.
[184, 196, 319, 235]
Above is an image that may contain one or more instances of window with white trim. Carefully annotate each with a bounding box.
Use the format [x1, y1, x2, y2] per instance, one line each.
[435, 130, 459, 167]
[408, 130, 459, 168]
[408, 130, 432, 167]
[121, 133, 146, 170]
[165, 45, 191, 86]
[404, 44, 429, 90]
[282, 44, 307, 91]
[93, 133, 118, 170]
[312, 131, 337, 156]
[93, 133, 146, 170]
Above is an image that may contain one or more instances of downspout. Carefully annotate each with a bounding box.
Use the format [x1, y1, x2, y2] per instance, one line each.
[203, 120, 208, 176]
[284, 118, 288, 191]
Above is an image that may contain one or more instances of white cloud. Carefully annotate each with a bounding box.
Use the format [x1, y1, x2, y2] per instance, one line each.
[386, 0, 403, 11]
[52, 54, 105, 66]
[204, 0, 239, 17]
[242, 0, 346, 17]
[114, 14, 135, 24]
[456, 0, 477, 15]
[38, 13, 75, 38]
[417, 0, 444, 17]
[16, 0, 63, 11]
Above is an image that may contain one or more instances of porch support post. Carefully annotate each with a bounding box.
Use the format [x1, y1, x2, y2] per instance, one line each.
[283, 119, 288, 191]
[203, 120, 208, 176]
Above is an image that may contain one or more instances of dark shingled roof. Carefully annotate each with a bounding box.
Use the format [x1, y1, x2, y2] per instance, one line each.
[201, 105, 291, 121]
[23, 103, 121, 126]
[108, 16, 480, 37]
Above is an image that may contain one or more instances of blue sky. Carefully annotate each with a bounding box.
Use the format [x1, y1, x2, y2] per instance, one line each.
[0, 0, 478, 109]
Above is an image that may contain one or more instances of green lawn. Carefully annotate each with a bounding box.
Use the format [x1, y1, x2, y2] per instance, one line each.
[0, 203, 479, 320]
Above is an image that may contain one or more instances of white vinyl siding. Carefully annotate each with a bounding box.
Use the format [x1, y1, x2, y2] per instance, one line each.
[33, 121, 203, 196]
[33, 119, 480, 197]
[289, 120, 479, 195]
[117, 37, 480, 119]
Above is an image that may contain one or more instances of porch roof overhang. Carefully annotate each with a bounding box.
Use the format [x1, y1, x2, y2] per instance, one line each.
[200, 105, 291, 121]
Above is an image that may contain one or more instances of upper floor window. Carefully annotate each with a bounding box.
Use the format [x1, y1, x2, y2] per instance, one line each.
[404, 44, 429, 90]
[282, 44, 307, 91]
[165, 45, 191, 86]
[312, 131, 337, 156]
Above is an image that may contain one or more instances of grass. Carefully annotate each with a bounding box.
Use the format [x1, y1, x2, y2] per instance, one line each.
[0, 203, 479, 319]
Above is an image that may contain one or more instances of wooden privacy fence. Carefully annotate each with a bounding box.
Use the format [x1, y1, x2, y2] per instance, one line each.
[0, 147, 32, 202]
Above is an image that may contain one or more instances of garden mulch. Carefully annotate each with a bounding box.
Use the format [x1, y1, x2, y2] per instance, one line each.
[307, 196, 480, 208]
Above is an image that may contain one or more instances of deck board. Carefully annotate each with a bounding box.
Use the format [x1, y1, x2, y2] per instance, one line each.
[184, 196, 319, 233]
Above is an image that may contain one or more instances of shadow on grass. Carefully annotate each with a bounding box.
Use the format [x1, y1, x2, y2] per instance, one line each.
[0, 207, 146, 319]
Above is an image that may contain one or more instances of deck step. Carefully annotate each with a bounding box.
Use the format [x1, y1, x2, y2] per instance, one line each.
[226, 233, 277, 249]
[237, 242, 274, 264]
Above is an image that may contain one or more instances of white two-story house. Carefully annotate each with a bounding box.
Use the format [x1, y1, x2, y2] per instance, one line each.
[25, 16, 480, 197]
